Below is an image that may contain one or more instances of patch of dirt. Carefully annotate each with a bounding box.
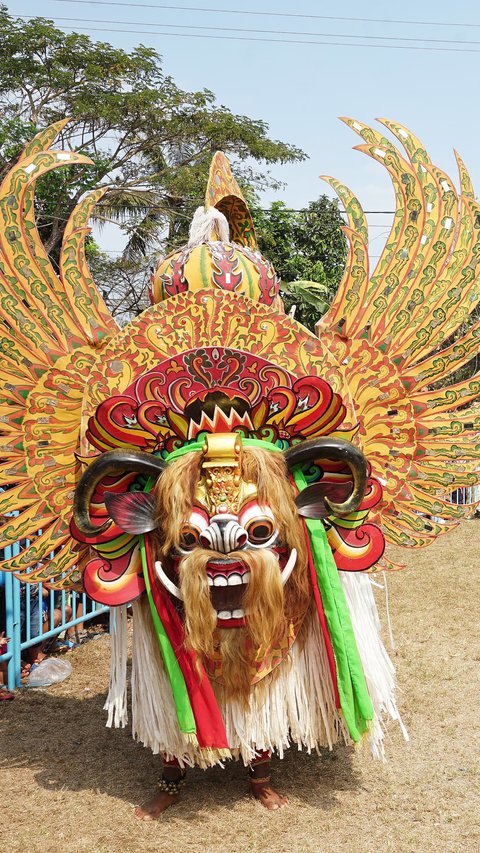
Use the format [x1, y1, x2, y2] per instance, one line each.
[1, 523, 479, 853]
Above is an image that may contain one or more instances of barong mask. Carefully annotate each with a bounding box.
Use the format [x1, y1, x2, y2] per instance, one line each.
[72, 379, 372, 691]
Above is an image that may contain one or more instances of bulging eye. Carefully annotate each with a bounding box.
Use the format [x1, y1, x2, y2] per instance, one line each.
[178, 507, 208, 553]
[245, 516, 275, 545]
[239, 501, 278, 548]
[179, 524, 200, 551]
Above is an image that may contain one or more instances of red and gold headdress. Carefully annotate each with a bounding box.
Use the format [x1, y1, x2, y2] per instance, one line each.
[1, 119, 478, 595]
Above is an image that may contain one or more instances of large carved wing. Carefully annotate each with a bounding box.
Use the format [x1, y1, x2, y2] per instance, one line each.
[0, 122, 118, 588]
[318, 118, 480, 568]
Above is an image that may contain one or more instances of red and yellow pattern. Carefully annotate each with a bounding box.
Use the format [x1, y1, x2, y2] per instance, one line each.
[152, 153, 275, 305]
[152, 242, 280, 306]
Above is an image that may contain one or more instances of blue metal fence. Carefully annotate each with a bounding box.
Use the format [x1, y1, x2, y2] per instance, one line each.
[0, 542, 109, 690]
[449, 485, 480, 505]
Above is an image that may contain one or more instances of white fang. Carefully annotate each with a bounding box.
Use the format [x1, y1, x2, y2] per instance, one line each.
[155, 560, 183, 600]
[281, 549, 297, 585]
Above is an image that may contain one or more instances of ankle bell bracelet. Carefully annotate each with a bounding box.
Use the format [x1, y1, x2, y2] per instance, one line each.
[157, 773, 186, 795]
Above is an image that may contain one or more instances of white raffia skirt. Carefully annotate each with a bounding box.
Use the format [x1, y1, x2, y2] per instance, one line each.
[105, 573, 407, 768]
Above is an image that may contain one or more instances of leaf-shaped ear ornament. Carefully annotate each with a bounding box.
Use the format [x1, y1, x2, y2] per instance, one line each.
[294, 481, 355, 519]
[104, 492, 157, 534]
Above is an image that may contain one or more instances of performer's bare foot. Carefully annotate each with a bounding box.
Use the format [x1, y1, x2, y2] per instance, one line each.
[134, 789, 180, 820]
[250, 779, 289, 810]
[135, 763, 185, 819]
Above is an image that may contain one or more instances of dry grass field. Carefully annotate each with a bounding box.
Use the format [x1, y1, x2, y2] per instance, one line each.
[1, 523, 479, 853]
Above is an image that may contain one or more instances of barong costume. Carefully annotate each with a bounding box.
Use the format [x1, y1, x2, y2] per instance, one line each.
[0, 119, 478, 770]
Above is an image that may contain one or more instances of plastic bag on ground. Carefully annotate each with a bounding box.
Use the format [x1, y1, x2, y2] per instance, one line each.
[27, 657, 72, 687]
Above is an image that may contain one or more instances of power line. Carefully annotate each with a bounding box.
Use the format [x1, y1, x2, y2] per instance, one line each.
[27, 196, 397, 216]
[44, 1, 480, 29]
[263, 210, 396, 215]
[27, 21, 480, 53]
[16, 13, 480, 46]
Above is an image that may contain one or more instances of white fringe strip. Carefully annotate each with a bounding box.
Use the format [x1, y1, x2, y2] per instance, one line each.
[104, 605, 128, 728]
[187, 205, 230, 247]
[368, 572, 396, 650]
[340, 571, 409, 759]
[383, 570, 396, 650]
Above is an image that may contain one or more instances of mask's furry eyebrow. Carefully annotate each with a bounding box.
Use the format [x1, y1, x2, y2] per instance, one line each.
[154, 451, 202, 556]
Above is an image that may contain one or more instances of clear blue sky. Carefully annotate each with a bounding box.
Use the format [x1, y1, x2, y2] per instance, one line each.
[8, 0, 480, 253]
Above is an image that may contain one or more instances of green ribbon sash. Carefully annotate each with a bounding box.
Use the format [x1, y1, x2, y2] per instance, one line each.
[293, 468, 374, 741]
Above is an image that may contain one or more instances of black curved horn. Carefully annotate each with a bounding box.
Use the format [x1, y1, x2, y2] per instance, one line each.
[284, 437, 367, 518]
[73, 448, 166, 537]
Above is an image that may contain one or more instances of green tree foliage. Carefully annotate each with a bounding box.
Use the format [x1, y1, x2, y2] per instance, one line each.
[0, 6, 305, 261]
[252, 198, 347, 331]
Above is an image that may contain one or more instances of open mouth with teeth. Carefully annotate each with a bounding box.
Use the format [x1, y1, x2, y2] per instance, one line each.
[205, 559, 251, 625]
[155, 548, 297, 628]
